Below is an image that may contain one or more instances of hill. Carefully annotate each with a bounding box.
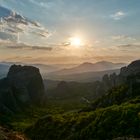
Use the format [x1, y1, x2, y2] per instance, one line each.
[49, 61, 126, 75]
[0, 63, 10, 78]
[46, 68, 120, 82]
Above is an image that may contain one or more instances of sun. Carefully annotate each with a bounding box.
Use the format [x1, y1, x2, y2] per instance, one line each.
[69, 37, 82, 47]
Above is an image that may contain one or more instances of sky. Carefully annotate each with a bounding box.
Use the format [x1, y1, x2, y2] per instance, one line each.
[0, 0, 140, 64]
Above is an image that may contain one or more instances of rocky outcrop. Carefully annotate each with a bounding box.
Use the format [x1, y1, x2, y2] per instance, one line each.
[94, 60, 140, 99]
[0, 65, 45, 114]
[120, 60, 140, 76]
[7, 65, 45, 103]
[91, 60, 140, 110]
[105, 60, 140, 87]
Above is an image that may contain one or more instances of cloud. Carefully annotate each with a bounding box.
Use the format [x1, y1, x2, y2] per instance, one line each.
[116, 44, 140, 49]
[28, 0, 58, 9]
[4, 43, 53, 51]
[0, 5, 50, 43]
[0, 31, 17, 41]
[110, 11, 126, 20]
[111, 35, 136, 41]
[0, 38, 12, 44]
[30, 27, 50, 38]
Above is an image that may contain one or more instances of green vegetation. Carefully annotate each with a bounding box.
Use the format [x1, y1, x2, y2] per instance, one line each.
[90, 85, 129, 110]
[25, 102, 140, 140]
[2, 82, 140, 140]
[25, 73, 140, 140]
[3, 100, 84, 132]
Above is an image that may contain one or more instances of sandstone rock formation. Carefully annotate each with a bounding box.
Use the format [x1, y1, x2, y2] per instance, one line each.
[0, 65, 45, 114]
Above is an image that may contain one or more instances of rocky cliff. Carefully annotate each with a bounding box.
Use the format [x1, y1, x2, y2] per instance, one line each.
[120, 59, 140, 76]
[0, 65, 45, 114]
[90, 60, 140, 110]
[96, 60, 140, 94]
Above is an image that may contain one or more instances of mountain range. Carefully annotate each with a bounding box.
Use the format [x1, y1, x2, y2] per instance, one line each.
[46, 69, 120, 82]
[49, 61, 126, 75]
[0, 62, 60, 78]
[0, 61, 126, 82]
[46, 61, 126, 82]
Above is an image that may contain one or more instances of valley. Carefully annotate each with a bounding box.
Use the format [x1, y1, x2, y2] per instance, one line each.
[0, 60, 139, 140]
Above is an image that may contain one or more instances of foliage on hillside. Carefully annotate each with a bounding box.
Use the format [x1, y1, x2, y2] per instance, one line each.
[25, 72, 140, 140]
[26, 102, 140, 140]
[0, 60, 140, 140]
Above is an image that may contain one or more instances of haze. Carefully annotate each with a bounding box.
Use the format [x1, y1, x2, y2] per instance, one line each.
[0, 0, 140, 64]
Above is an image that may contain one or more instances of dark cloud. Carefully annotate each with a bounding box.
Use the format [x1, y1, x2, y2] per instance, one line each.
[5, 43, 53, 51]
[116, 44, 140, 49]
[31, 46, 52, 50]
[31, 30, 49, 38]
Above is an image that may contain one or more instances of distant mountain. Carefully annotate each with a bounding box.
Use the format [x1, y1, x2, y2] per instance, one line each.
[47, 69, 120, 82]
[0, 61, 126, 81]
[31, 64, 60, 76]
[0, 62, 61, 78]
[0, 62, 23, 78]
[46, 61, 126, 82]
[0, 63, 10, 78]
[49, 61, 126, 76]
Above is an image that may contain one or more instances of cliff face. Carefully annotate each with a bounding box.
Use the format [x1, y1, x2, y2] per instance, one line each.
[0, 65, 45, 114]
[120, 60, 140, 76]
[93, 60, 140, 100]
[7, 65, 45, 103]
[91, 60, 140, 110]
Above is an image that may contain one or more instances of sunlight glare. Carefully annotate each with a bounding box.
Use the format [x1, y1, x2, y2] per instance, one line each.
[70, 37, 82, 47]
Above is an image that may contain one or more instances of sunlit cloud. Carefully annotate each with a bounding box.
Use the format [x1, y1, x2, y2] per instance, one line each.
[110, 11, 126, 20]
[0, 5, 50, 44]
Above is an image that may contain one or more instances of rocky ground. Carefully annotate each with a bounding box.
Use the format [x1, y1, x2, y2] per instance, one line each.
[0, 126, 29, 140]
